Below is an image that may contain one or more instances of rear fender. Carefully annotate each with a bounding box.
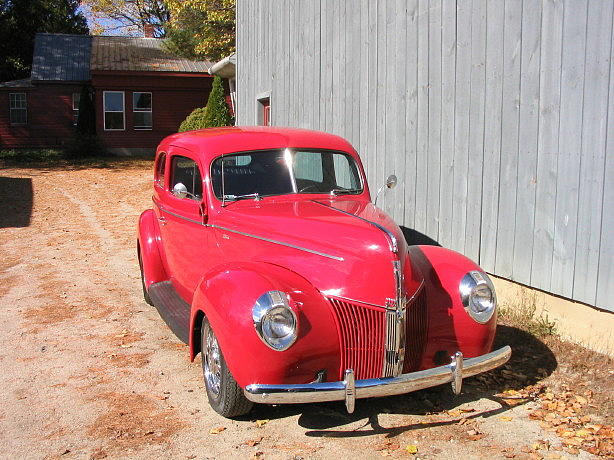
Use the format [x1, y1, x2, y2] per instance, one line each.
[137, 209, 168, 287]
[189, 262, 340, 387]
[408, 245, 496, 367]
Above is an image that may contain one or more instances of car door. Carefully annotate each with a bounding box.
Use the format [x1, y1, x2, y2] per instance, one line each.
[157, 147, 209, 303]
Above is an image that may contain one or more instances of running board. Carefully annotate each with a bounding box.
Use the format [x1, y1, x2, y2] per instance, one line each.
[148, 281, 190, 344]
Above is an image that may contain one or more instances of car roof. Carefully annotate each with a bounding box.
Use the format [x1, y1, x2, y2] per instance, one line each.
[159, 126, 358, 161]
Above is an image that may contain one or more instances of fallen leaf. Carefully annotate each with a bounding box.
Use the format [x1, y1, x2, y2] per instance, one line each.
[499, 416, 513, 422]
[255, 419, 269, 428]
[209, 426, 226, 434]
[405, 444, 418, 454]
[244, 437, 263, 447]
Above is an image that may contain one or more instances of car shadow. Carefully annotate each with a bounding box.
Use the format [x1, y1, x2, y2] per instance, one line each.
[245, 325, 557, 437]
[0, 177, 33, 228]
[399, 226, 441, 246]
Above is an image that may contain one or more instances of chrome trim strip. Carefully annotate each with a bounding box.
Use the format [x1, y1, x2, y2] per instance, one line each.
[154, 202, 344, 261]
[158, 204, 203, 226]
[312, 200, 399, 254]
[244, 346, 512, 408]
[207, 224, 345, 261]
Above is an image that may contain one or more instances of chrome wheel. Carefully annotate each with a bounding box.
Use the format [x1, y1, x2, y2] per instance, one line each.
[204, 327, 221, 396]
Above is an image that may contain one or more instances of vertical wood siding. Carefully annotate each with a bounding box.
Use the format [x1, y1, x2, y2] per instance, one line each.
[237, 0, 614, 312]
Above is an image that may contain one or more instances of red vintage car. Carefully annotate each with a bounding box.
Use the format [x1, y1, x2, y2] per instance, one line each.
[137, 127, 511, 418]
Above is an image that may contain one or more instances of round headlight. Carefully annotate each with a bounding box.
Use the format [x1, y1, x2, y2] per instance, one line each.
[252, 291, 298, 351]
[459, 271, 497, 324]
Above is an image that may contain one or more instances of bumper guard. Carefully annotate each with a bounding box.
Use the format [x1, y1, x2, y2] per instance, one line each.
[244, 345, 511, 413]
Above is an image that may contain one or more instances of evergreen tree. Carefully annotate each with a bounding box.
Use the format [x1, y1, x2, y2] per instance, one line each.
[0, 0, 88, 82]
[178, 76, 231, 132]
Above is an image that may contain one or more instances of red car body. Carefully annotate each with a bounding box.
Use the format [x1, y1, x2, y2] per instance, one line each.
[137, 127, 510, 417]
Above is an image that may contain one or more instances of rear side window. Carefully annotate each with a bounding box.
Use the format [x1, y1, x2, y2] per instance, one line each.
[155, 152, 166, 188]
[171, 156, 202, 200]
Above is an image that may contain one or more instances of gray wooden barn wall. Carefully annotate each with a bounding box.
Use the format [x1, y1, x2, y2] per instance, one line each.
[236, 0, 614, 312]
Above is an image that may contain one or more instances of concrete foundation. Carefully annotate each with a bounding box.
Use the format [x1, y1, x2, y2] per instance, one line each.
[491, 275, 614, 357]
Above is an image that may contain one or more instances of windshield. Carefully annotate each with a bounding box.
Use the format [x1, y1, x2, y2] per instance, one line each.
[211, 149, 363, 200]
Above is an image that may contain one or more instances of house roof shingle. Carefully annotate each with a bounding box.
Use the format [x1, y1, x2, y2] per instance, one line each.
[31, 33, 91, 81]
[90, 36, 213, 73]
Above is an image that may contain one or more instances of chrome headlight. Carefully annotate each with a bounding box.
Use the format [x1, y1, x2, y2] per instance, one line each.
[459, 271, 497, 324]
[252, 290, 298, 351]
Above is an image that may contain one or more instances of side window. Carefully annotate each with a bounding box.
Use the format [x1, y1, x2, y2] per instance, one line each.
[155, 152, 166, 188]
[171, 156, 202, 200]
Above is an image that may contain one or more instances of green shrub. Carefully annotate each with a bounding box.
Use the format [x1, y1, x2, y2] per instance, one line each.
[178, 75, 232, 132]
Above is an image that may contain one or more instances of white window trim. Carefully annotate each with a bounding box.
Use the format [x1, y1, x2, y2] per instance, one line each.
[103, 91, 125, 131]
[72, 92, 80, 126]
[9, 92, 27, 125]
[133, 91, 153, 130]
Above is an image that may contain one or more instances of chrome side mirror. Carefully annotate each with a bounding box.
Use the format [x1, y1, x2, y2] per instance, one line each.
[172, 182, 188, 199]
[374, 174, 398, 206]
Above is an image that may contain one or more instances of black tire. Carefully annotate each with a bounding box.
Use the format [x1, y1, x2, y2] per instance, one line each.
[138, 252, 153, 306]
[201, 318, 253, 417]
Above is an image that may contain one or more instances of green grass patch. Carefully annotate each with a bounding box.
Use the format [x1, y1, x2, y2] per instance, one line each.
[0, 148, 66, 163]
[499, 290, 558, 339]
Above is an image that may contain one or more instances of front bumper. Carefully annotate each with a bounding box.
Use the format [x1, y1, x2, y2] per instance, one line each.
[244, 345, 511, 413]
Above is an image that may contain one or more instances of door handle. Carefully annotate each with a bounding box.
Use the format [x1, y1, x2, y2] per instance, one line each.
[158, 216, 167, 226]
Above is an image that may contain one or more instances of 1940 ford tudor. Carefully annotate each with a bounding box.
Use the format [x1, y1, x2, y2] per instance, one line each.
[137, 126, 511, 418]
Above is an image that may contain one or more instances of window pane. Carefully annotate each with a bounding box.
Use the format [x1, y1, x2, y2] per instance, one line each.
[294, 151, 323, 182]
[333, 154, 360, 189]
[155, 153, 166, 187]
[105, 112, 124, 130]
[134, 112, 152, 129]
[10, 93, 26, 109]
[10, 108, 27, 124]
[171, 156, 202, 200]
[104, 92, 124, 111]
[133, 92, 152, 110]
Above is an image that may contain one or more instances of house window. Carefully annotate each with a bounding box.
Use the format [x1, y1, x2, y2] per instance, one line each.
[133, 92, 152, 130]
[9, 93, 27, 124]
[103, 91, 125, 130]
[256, 92, 271, 126]
[73, 92, 80, 125]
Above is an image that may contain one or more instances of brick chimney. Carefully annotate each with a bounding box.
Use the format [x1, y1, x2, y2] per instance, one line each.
[143, 23, 155, 38]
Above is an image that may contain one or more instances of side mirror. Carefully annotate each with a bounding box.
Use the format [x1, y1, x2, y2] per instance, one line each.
[172, 182, 188, 199]
[374, 174, 398, 206]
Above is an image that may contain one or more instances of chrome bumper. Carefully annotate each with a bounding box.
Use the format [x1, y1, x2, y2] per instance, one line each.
[244, 346, 511, 413]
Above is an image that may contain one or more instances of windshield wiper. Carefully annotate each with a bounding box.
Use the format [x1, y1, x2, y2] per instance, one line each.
[330, 188, 361, 195]
[222, 192, 262, 201]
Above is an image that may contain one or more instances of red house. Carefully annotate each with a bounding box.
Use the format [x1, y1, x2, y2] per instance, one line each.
[0, 33, 214, 154]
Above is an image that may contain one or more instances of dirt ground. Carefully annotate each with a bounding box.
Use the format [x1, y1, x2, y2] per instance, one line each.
[0, 160, 612, 460]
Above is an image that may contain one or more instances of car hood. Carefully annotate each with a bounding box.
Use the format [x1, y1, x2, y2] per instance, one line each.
[212, 198, 412, 306]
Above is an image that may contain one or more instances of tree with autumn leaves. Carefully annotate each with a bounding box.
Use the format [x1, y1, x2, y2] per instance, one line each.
[81, 0, 235, 62]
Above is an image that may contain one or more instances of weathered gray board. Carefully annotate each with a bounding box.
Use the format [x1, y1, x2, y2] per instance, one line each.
[236, 0, 614, 312]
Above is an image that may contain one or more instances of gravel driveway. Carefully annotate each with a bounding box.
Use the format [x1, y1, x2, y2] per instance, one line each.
[0, 162, 605, 459]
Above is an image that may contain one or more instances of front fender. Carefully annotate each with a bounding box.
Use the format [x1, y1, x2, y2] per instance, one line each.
[137, 209, 168, 288]
[408, 245, 497, 368]
[189, 262, 341, 388]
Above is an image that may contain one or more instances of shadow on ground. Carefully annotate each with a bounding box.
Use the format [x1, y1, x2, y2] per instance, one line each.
[244, 325, 556, 438]
[0, 177, 33, 228]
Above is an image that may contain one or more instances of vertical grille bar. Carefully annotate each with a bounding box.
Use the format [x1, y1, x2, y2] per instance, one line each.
[329, 298, 386, 380]
[404, 285, 429, 372]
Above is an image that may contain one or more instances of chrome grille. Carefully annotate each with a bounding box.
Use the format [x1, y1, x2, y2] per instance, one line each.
[328, 298, 386, 380]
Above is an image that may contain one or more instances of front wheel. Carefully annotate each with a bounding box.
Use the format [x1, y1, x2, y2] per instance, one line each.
[138, 252, 153, 306]
[201, 318, 253, 417]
